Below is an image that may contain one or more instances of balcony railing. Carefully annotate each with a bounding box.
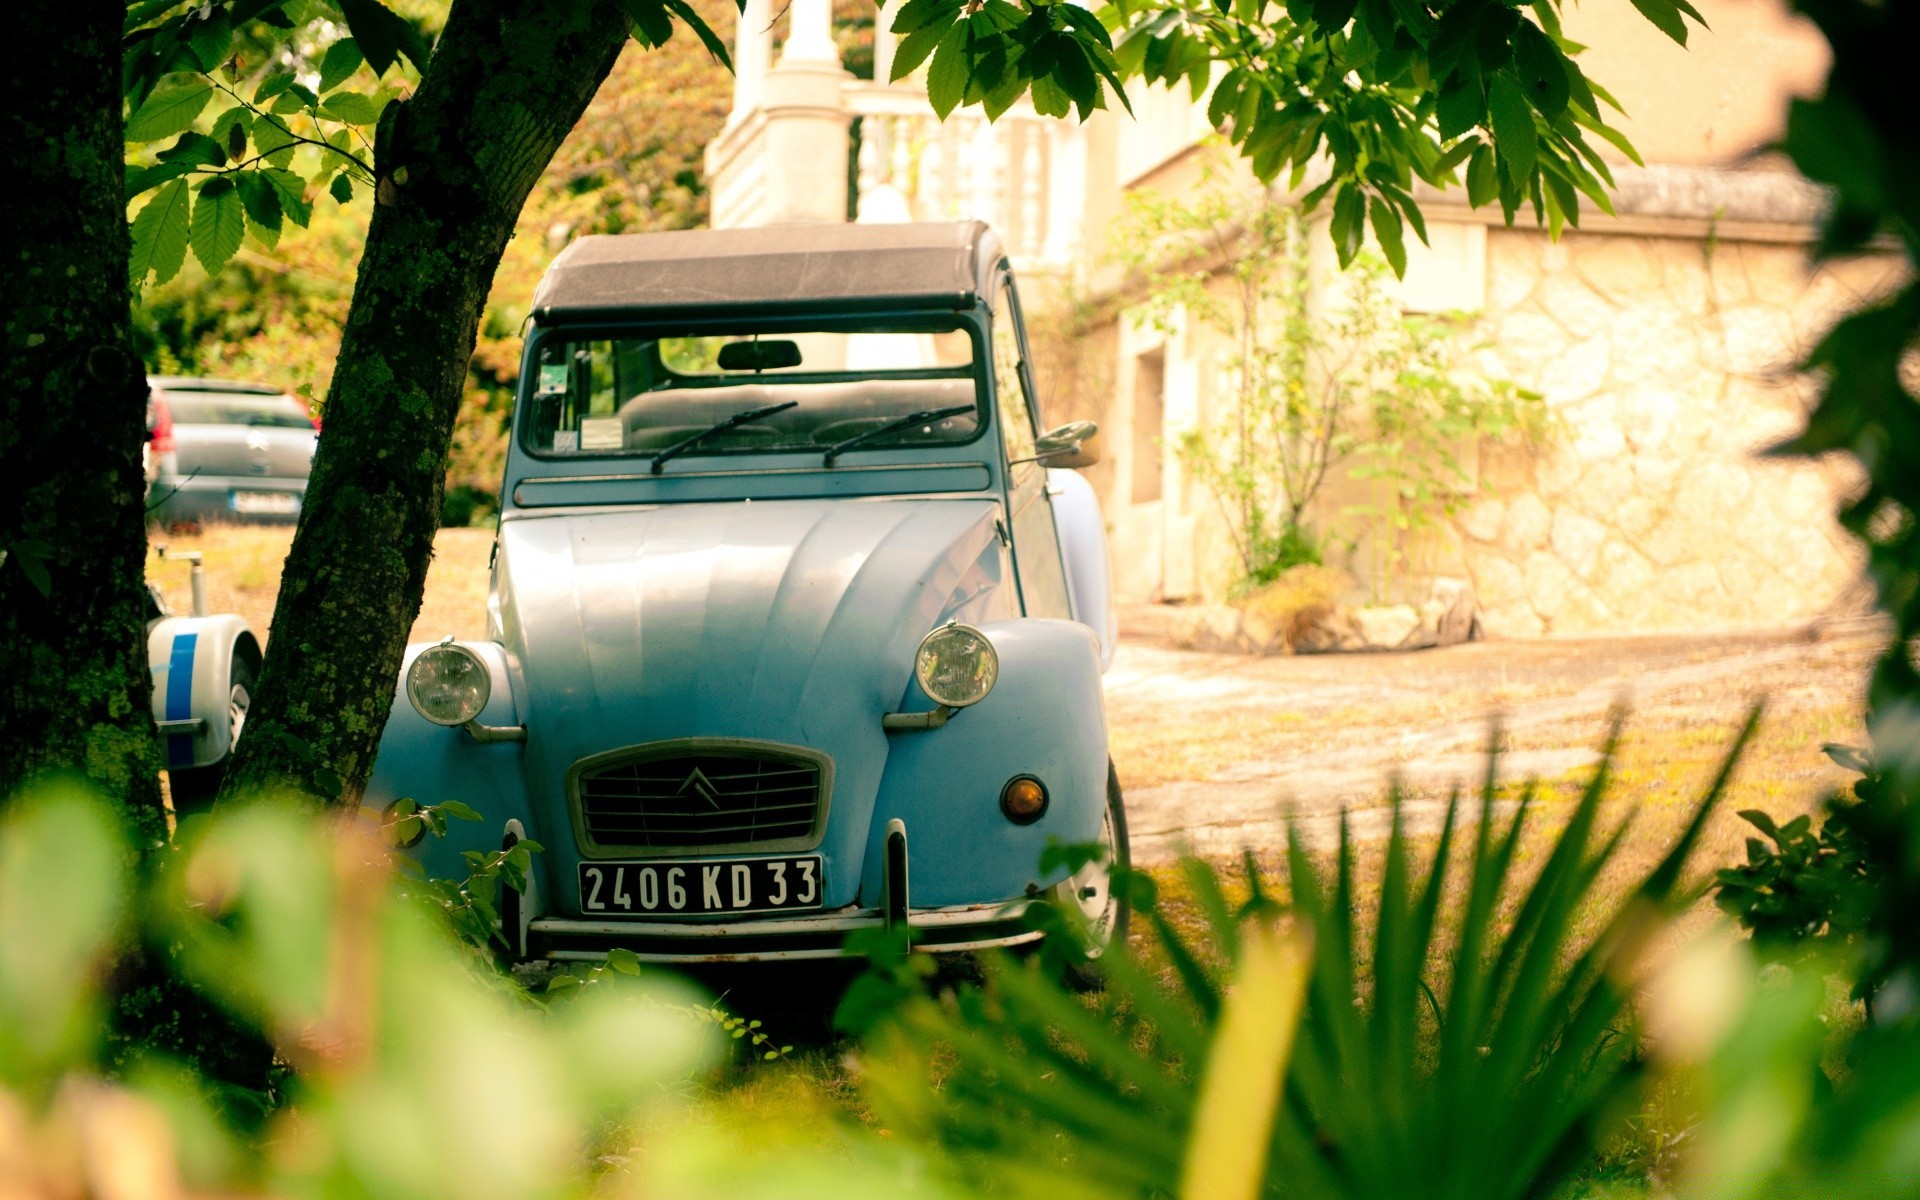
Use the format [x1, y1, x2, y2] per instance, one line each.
[846, 83, 1086, 272]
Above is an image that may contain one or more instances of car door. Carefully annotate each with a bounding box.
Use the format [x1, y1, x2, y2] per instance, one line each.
[991, 275, 1073, 620]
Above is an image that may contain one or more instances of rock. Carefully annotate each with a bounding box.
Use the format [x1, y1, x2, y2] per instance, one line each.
[1426, 576, 1477, 646]
[1502, 493, 1553, 551]
[1352, 605, 1422, 650]
[1550, 509, 1609, 579]
[1293, 606, 1365, 653]
[1168, 605, 1250, 654]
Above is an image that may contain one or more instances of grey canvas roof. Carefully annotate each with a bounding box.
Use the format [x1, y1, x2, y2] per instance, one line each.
[530, 221, 1002, 322]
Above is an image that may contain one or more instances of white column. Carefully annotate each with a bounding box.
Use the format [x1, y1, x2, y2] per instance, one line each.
[730, 0, 773, 121]
[781, 0, 839, 64]
[1043, 121, 1086, 265]
[873, 0, 904, 82]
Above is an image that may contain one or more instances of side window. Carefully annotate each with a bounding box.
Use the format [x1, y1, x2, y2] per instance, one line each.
[992, 287, 1038, 479]
[993, 276, 1074, 621]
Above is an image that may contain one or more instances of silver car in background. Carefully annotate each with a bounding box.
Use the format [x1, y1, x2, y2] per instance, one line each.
[145, 377, 317, 526]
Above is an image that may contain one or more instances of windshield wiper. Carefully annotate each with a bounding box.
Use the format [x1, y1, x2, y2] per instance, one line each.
[649, 400, 798, 474]
[823, 404, 976, 466]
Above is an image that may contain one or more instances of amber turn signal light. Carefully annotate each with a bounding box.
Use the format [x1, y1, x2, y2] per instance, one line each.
[1000, 775, 1048, 825]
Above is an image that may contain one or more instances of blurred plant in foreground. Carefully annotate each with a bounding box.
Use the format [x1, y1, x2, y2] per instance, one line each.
[839, 715, 1761, 1200]
[0, 781, 940, 1199]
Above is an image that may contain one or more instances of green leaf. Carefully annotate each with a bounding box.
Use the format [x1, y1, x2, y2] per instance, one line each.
[926, 24, 970, 119]
[663, 0, 732, 68]
[1466, 143, 1497, 207]
[234, 172, 283, 245]
[126, 78, 213, 142]
[270, 83, 318, 115]
[1431, 135, 1479, 179]
[891, 15, 950, 81]
[335, 0, 431, 75]
[129, 178, 192, 287]
[190, 177, 245, 276]
[251, 117, 298, 167]
[261, 168, 312, 227]
[319, 91, 382, 124]
[1435, 72, 1481, 141]
[318, 39, 365, 92]
[1627, 0, 1693, 45]
[184, 6, 232, 72]
[1330, 182, 1365, 267]
[211, 106, 251, 161]
[1512, 21, 1569, 120]
[124, 160, 195, 202]
[1370, 194, 1407, 277]
[253, 72, 296, 104]
[156, 130, 225, 168]
[1487, 74, 1536, 187]
[621, 0, 674, 47]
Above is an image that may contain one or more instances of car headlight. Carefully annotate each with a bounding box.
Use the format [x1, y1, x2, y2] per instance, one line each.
[914, 622, 998, 709]
[407, 642, 491, 726]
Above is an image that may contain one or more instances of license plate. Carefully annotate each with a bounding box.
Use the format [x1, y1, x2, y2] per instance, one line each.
[231, 490, 300, 514]
[578, 855, 823, 917]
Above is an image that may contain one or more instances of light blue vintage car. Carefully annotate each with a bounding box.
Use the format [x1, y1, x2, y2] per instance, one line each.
[366, 221, 1126, 966]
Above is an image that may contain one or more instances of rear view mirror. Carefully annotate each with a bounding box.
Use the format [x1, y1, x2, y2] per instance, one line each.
[1030, 420, 1100, 468]
[717, 339, 803, 372]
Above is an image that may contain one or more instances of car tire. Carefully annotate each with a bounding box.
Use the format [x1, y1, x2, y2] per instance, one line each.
[166, 652, 254, 820]
[1054, 759, 1131, 991]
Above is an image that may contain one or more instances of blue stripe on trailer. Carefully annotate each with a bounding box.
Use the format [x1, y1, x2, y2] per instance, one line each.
[165, 632, 198, 768]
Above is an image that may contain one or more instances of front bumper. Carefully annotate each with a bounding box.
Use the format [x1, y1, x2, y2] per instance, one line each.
[528, 900, 1041, 964]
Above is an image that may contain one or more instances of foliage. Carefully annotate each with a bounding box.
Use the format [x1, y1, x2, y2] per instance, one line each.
[129, 2, 737, 515]
[378, 796, 544, 959]
[841, 713, 1758, 1200]
[0, 780, 730, 1197]
[547, 949, 796, 1063]
[1764, 0, 1920, 1024]
[1341, 276, 1550, 597]
[1713, 743, 1882, 964]
[1110, 156, 1544, 596]
[120, 1, 427, 289]
[118, 0, 734, 287]
[884, 0, 1699, 273]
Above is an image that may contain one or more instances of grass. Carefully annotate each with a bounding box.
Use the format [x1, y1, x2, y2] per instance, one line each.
[146, 521, 495, 644]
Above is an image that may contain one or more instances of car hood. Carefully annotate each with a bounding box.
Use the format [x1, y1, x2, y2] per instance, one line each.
[494, 498, 1014, 904]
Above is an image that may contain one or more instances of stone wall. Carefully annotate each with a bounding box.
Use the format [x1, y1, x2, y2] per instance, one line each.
[1447, 228, 1895, 635]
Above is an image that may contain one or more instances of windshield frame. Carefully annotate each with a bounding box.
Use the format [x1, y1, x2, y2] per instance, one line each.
[513, 312, 993, 466]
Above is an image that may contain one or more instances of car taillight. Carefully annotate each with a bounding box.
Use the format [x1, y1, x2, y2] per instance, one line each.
[149, 393, 175, 454]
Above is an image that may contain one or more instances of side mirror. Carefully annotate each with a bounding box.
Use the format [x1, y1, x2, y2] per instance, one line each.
[1027, 420, 1100, 468]
[717, 339, 803, 372]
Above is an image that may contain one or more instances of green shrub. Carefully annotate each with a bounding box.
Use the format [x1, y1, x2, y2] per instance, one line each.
[839, 715, 1759, 1200]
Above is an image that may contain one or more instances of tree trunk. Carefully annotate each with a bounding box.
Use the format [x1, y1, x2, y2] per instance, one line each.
[219, 0, 630, 805]
[0, 0, 167, 838]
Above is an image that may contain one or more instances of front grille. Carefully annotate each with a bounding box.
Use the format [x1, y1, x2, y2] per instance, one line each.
[573, 744, 826, 852]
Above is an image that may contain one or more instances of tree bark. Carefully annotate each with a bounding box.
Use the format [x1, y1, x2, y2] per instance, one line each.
[0, 0, 167, 838]
[219, 0, 630, 805]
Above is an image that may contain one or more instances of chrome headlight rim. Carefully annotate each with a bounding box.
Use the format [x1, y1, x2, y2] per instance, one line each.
[913, 621, 999, 710]
[406, 640, 492, 727]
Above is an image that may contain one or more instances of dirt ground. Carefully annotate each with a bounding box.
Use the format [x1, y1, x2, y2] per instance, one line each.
[1107, 604, 1880, 864]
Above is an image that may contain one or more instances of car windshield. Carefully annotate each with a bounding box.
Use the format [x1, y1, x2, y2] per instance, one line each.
[163, 390, 313, 428]
[520, 324, 984, 461]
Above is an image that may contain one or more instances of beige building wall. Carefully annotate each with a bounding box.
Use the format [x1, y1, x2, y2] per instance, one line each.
[1065, 0, 1896, 633]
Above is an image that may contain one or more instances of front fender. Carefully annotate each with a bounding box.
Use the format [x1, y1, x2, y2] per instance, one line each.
[864, 618, 1108, 908]
[1049, 468, 1116, 671]
[363, 641, 536, 883]
[147, 614, 258, 768]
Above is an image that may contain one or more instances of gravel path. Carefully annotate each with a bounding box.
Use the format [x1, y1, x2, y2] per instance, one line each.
[1104, 610, 1880, 862]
